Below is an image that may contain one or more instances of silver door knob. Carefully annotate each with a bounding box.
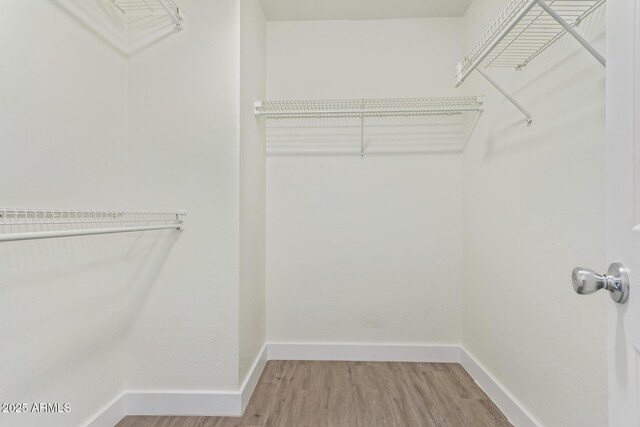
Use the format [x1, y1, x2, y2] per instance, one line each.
[572, 262, 630, 304]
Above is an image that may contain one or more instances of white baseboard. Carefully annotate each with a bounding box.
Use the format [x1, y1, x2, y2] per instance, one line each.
[126, 391, 241, 417]
[268, 342, 460, 362]
[87, 344, 538, 427]
[459, 348, 541, 427]
[85, 393, 126, 427]
[241, 344, 268, 412]
[85, 345, 267, 426]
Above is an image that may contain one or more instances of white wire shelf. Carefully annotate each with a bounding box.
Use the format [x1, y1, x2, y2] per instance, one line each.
[255, 97, 484, 155]
[456, 0, 606, 124]
[110, 0, 183, 28]
[255, 97, 483, 118]
[0, 209, 186, 242]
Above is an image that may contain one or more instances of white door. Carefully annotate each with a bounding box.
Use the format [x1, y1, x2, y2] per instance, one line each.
[606, 1, 640, 425]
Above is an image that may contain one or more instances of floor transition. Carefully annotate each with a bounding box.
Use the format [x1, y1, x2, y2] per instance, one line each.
[117, 360, 512, 427]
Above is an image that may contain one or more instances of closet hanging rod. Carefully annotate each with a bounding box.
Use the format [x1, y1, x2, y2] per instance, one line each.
[0, 209, 186, 243]
[0, 224, 181, 243]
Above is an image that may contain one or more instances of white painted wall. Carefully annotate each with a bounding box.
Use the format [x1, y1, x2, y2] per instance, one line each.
[260, 0, 473, 22]
[0, 1, 267, 422]
[125, 0, 242, 392]
[0, 1, 609, 425]
[266, 19, 464, 345]
[460, 1, 607, 426]
[239, 0, 267, 383]
[0, 1, 128, 426]
[267, 19, 463, 100]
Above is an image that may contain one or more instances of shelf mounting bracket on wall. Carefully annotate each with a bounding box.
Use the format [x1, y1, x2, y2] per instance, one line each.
[455, 0, 607, 125]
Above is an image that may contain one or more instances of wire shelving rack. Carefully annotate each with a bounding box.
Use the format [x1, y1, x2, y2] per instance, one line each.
[0, 209, 186, 242]
[254, 97, 484, 155]
[456, 0, 606, 124]
[110, 0, 183, 28]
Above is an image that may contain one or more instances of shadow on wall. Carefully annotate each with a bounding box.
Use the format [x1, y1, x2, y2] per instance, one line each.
[0, 228, 179, 402]
[50, 0, 182, 57]
[264, 112, 483, 155]
[125, 229, 181, 326]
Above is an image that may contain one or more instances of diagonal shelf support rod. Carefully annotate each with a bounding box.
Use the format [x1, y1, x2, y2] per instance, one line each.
[477, 68, 532, 125]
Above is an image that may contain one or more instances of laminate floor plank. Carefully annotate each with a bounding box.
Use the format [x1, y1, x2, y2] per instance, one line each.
[117, 361, 512, 427]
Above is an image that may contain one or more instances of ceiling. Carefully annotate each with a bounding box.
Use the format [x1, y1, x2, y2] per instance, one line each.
[260, 0, 474, 21]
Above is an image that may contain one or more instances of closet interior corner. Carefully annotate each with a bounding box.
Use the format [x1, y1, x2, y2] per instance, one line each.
[1, 1, 612, 426]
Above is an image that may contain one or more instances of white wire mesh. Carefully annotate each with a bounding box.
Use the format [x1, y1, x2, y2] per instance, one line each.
[458, 0, 605, 76]
[0, 209, 184, 226]
[255, 97, 483, 119]
[258, 97, 484, 153]
[110, 0, 182, 26]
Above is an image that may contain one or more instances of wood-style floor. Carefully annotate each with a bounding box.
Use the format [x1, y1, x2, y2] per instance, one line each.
[117, 360, 512, 427]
